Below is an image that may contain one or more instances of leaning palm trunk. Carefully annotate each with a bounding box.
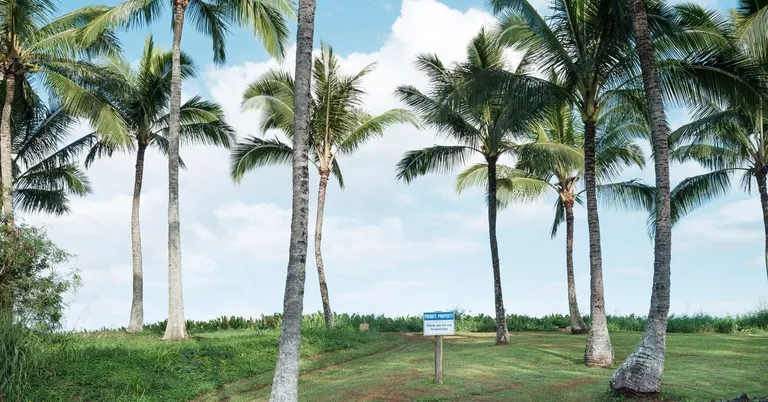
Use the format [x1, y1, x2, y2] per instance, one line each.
[128, 143, 147, 332]
[610, 0, 673, 393]
[162, 1, 188, 342]
[487, 158, 510, 345]
[564, 198, 587, 334]
[270, 0, 316, 399]
[1, 73, 15, 221]
[758, 171, 768, 283]
[583, 120, 614, 367]
[315, 169, 334, 329]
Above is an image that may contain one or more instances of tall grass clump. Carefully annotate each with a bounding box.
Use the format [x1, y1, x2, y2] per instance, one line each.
[0, 314, 42, 399]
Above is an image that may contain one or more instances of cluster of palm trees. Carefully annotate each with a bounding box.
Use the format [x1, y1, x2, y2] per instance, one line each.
[1, 0, 767, 399]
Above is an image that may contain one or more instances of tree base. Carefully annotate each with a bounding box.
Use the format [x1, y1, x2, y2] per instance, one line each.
[571, 328, 588, 335]
[495, 329, 510, 345]
[162, 326, 188, 341]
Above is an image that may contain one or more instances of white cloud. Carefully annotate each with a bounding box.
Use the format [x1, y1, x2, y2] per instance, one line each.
[675, 199, 763, 246]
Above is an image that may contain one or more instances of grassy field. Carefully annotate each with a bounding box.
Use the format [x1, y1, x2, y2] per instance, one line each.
[199, 332, 767, 402]
[24, 330, 768, 401]
[26, 329, 403, 401]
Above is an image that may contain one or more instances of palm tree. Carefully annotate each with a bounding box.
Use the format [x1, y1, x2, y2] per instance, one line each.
[395, 29, 570, 345]
[84, 36, 234, 333]
[609, 0, 673, 393]
[488, 0, 643, 364]
[88, 0, 295, 341]
[456, 101, 646, 335]
[7, 88, 92, 216]
[487, 0, 748, 367]
[269, 0, 315, 399]
[232, 44, 418, 329]
[0, 1, 126, 222]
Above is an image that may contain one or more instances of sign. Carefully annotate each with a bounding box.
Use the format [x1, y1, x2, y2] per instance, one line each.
[423, 311, 455, 336]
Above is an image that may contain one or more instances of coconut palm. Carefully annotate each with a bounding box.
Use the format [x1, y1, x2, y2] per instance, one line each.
[395, 29, 573, 345]
[269, 0, 315, 399]
[0, 0, 126, 221]
[232, 44, 418, 329]
[456, 101, 646, 335]
[487, 0, 757, 367]
[86, 0, 295, 341]
[659, 1, 768, 287]
[83, 36, 234, 333]
[608, 0, 674, 393]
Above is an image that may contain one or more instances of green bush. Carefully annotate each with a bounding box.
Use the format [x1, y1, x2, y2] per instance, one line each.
[139, 309, 768, 335]
[0, 220, 80, 331]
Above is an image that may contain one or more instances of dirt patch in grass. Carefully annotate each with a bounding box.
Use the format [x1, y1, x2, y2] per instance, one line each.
[410, 357, 426, 363]
[349, 370, 448, 401]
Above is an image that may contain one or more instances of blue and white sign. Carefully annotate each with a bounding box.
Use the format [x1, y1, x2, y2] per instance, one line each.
[423, 311, 455, 336]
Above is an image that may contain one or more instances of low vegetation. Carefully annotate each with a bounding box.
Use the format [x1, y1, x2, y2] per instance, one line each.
[140, 310, 768, 335]
[24, 329, 401, 402]
[12, 329, 767, 401]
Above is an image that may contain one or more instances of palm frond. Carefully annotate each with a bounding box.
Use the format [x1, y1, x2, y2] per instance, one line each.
[230, 136, 293, 182]
[395, 145, 473, 183]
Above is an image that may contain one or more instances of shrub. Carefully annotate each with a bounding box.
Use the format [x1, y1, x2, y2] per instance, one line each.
[139, 309, 768, 335]
[0, 220, 80, 331]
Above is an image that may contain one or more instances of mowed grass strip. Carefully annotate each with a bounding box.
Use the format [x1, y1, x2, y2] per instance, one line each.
[227, 332, 768, 402]
[28, 329, 403, 402]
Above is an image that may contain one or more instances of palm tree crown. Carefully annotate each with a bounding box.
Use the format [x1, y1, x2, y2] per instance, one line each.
[9, 91, 92, 216]
[85, 36, 234, 164]
[82, 0, 295, 63]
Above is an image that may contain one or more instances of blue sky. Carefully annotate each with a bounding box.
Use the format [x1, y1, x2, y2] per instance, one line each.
[48, 0, 763, 331]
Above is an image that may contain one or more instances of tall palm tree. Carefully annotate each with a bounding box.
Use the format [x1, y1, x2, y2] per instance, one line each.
[487, 0, 749, 367]
[0, 0, 126, 222]
[231, 44, 418, 329]
[456, 101, 646, 335]
[84, 36, 234, 333]
[269, 0, 315, 399]
[88, 0, 295, 341]
[395, 29, 571, 345]
[488, 0, 640, 364]
[609, 0, 673, 394]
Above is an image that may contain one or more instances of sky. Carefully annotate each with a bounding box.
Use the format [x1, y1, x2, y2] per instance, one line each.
[44, 0, 765, 331]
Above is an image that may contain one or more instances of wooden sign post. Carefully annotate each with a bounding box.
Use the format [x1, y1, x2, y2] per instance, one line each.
[423, 311, 455, 384]
[434, 335, 444, 384]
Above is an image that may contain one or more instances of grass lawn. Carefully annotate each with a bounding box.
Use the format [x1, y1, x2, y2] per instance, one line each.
[202, 332, 768, 402]
[28, 329, 403, 402]
[27, 330, 767, 401]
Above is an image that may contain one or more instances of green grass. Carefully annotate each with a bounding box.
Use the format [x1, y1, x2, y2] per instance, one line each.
[21, 329, 768, 401]
[209, 332, 768, 402]
[26, 329, 403, 402]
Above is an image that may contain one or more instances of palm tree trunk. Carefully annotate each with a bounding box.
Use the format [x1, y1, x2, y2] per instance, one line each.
[487, 158, 510, 345]
[162, 1, 188, 342]
[1, 73, 15, 221]
[128, 143, 147, 332]
[315, 169, 334, 329]
[610, 0, 673, 394]
[758, 170, 768, 284]
[583, 118, 614, 367]
[564, 198, 587, 334]
[270, 0, 316, 400]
